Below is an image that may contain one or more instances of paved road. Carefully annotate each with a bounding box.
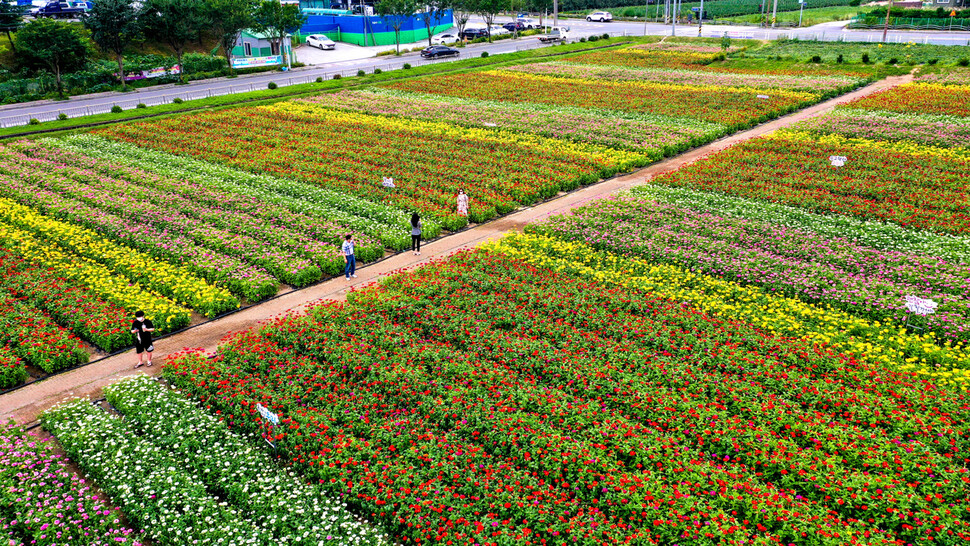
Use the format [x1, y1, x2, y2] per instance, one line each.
[0, 16, 967, 128]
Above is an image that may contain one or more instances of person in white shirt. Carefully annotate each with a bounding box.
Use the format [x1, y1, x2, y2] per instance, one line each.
[342, 234, 356, 280]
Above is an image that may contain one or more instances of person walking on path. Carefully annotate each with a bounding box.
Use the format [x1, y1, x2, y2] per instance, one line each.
[131, 311, 155, 369]
[411, 212, 422, 256]
[457, 189, 469, 217]
[342, 234, 357, 280]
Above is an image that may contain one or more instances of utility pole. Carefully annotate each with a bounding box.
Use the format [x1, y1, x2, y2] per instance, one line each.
[643, 0, 648, 35]
[698, 0, 704, 36]
[672, 0, 677, 36]
[882, 0, 894, 42]
[798, 0, 805, 27]
[553, 0, 558, 28]
[771, 0, 778, 28]
[664, 0, 669, 25]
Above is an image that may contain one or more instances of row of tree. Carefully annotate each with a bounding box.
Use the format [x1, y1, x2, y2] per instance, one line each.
[378, 0, 557, 53]
[1, 0, 305, 94]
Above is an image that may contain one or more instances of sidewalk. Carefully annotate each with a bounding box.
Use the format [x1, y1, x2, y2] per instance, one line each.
[0, 71, 912, 425]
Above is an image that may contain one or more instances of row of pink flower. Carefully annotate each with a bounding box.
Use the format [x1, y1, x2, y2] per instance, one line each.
[505, 61, 862, 93]
[791, 107, 970, 149]
[0, 424, 142, 545]
[916, 67, 970, 85]
[530, 195, 970, 340]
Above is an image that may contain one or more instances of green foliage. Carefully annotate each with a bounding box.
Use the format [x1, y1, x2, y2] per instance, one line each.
[403, 63, 411, 69]
[111, 105, 123, 113]
[172, 97, 183, 103]
[0, 2, 27, 46]
[315, 76, 323, 82]
[13, 19, 91, 94]
[253, 0, 306, 58]
[267, 81, 277, 89]
[333, 73, 342, 79]
[481, 51, 489, 58]
[373, 68, 382, 74]
[57, 112, 68, 120]
[208, 0, 258, 73]
[357, 69, 365, 76]
[141, 0, 209, 81]
[84, 0, 141, 88]
[28, 118, 40, 125]
[136, 103, 147, 108]
[721, 34, 732, 50]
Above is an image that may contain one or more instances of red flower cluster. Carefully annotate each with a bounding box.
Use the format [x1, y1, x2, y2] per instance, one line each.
[164, 251, 970, 546]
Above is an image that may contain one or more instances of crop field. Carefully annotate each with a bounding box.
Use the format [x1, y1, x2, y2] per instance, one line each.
[3, 36, 970, 546]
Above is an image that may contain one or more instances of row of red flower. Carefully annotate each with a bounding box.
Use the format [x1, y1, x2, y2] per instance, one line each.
[164, 250, 970, 546]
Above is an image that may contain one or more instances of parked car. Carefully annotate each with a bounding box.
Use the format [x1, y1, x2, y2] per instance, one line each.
[305, 34, 336, 50]
[488, 25, 510, 36]
[516, 17, 538, 28]
[586, 11, 613, 22]
[420, 45, 460, 58]
[458, 27, 489, 40]
[431, 32, 459, 44]
[503, 21, 527, 32]
[30, 1, 86, 18]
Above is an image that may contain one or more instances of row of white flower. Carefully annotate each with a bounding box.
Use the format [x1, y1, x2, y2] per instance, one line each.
[43, 376, 389, 545]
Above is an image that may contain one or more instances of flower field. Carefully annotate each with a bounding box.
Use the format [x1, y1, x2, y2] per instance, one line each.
[300, 89, 727, 160]
[388, 70, 816, 129]
[42, 375, 388, 545]
[96, 103, 643, 229]
[162, 248, 970, 545]
[1, 423, 142, 545]
[846, 83, 970, 118]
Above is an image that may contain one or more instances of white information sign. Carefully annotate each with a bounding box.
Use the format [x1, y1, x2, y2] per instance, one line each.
[904, 295, 938, 316]
[256, 403, 280, 425]
[381, 176, 395, 188]
[829, 155, 847, 167]
[756, 94, 770, 99]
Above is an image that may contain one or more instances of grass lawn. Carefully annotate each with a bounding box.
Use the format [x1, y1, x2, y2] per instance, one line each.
[720, 5, 861, 26]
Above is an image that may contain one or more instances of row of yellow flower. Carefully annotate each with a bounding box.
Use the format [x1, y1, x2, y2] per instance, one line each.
[480, 70, 820, 102]
[261, 101, 646, 172]
[0, 198, 238, 318]
[0, 221, 191, 332]
[770, 130, 970, 161]
[486, 233, 969, 390]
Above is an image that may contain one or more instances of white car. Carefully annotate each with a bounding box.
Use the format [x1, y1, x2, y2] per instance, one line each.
[431, 33, 459, 44]
[516, 17, 538, 29]
[587, 11, 613, 22]
[489, 25, 510, 36]
[305, 34, 336, 50]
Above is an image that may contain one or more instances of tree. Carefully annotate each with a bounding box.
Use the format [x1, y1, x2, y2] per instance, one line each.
[417, 0, 449, 46]
[253, 0, 306, 66]
[208, 0, 258, 74]
[471, 0, 505, 41]
[0, 2, 26, 48]
[449, 0, 473, 37]
[14, 18, 90, 97]
[142, 0, 208, 82]
[377, 0, 420, 54]
[84, 0, 141, 90]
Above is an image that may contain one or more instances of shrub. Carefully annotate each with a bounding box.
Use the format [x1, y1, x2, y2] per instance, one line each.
[57, 112, 68, 120]
[357, 69, 366, 76]
[172, 97, 183, 104]
[111, 105, 123, 113]
[601, 33, 609, 39]
[374, 68, 382, 74]
[136, 103, 146, 109]
[886, 57, 898, 65]
[315, 76, 323, 83]
[836, 54, 844, 64]
[959, 58, 970, 67]
[403, 63, 411, 69]
[810, 55, 821, 63]
[333, 73, 342, 79]
[927, 58, 938, 65]
[589, 35, 599, 42]
[579, 37, 586, 42]
[861, 53, 870, 64]
[267, 82, 277, 89]
[28, 118, 40, 125]
[481, 51, 489, 58]
[721, 35, 732, 50]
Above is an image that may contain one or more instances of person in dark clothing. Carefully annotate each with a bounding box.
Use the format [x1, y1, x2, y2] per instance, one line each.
[131, 310, 155, 368]
[411, 212, 422, 256]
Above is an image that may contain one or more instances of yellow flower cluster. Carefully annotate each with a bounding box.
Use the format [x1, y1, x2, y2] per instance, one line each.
[480, 70, 819, 102]
[772, 130, 970, 161]
[485, 233, 970, 390]
[0, 198, 237, 318]
[263, 101, 646, 171]
[0, 215, 190, 332]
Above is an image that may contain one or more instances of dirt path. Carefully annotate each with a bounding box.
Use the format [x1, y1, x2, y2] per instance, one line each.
[0, 73, 911, 424]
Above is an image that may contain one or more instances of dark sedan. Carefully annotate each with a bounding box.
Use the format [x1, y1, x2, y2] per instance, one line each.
[420, 45, 460, 58]
[503, 21, 527, 32]
[458, 27, 489, 40]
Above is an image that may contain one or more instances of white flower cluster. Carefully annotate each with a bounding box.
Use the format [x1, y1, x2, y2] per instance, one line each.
[43, 377, 389, 546]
